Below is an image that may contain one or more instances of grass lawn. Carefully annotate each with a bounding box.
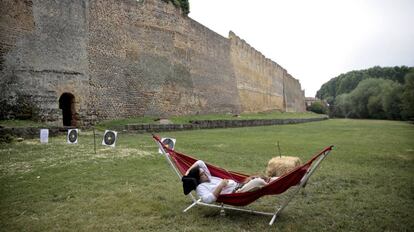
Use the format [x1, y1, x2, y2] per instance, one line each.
[0, 119, 413, 231]
[96, 111, 325, 129]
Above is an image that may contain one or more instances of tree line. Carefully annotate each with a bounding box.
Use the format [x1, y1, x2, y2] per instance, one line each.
[315, 66, 414, 120]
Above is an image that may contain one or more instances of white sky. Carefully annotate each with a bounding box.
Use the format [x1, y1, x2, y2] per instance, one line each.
[189, 0, 414, 97]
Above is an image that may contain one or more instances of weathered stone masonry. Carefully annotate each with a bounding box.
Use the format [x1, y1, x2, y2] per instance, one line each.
[0, 0, 89, 124]
[0, 0, 306, 126]
[229, 32, 305, 113]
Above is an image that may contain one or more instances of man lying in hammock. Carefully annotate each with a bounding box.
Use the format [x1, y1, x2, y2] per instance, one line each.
[181, 160, 277, 203]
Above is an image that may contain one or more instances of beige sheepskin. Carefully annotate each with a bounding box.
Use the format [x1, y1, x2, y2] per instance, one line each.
[265, 156, 302, 177]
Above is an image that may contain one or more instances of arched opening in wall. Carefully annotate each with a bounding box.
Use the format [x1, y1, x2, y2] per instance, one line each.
[59, 93, 76, 126]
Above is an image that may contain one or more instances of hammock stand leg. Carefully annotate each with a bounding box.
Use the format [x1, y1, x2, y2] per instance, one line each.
[269, 185, 302, 225]
[268, 149, 332, 226]
[183, 199, 201, 212]
[193, 201, 274, 216]
[219, 204, 226, 216]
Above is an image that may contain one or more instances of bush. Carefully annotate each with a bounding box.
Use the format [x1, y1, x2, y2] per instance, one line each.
[307, 101, 328, 114]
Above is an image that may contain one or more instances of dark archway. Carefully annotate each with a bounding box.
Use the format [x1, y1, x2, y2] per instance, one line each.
[59, 93, 75, 126]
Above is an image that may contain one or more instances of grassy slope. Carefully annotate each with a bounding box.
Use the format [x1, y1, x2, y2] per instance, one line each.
[96, 112, 325, 129]
[0, 112, 323, 129]
[0, 119, 413, 231]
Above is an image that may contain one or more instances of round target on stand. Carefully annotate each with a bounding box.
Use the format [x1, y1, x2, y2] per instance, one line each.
[158, 137, 176, 154]
[67, 129, 79, 144]
[102, 130, 117, 147]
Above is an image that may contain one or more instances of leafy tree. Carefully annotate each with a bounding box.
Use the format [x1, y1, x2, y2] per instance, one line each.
[316, 66, 413, 101]
[401, 72, 414, 120]
[316, 66, 413, 120]
[367, 94, 385, 119]
[307, 101, 328, 114]
[347, 79, 381, 118]
[333, 78, 403, 119]
[179, 0, 189, 15]
[382, 81, 403, 119]
[334, 93, 352, 118]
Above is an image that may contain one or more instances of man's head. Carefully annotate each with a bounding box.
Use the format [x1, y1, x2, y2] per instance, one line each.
[181, 166, 200, 195]
[198, 169, 209, 183]
[181, 166, 209, 195]
[181, 176, 198, 195]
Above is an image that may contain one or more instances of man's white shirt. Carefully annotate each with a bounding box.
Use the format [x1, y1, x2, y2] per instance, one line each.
[193, 160, 237, 203]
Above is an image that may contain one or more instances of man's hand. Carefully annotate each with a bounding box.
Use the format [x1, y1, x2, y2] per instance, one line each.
[213, 179, 229, 199]
[220, 179, 229, 186]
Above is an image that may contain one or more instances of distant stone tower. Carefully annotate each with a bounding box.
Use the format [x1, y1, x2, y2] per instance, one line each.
[0, 0, 305, 126]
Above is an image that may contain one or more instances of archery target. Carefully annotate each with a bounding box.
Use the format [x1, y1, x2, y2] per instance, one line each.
[158, 137, 176, 154]
[102, 130, 117, 147]
[67, 129, 78, 144]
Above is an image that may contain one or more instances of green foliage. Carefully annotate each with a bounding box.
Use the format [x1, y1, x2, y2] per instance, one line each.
[382, 82, 404, 119]
[96, 112, 324, 128]
[162, 0, 190, 15]
[401, 73, 414, 119]
[317, 66, 413, 120]
[307, 101, 328, 114]
[1, 120, 413, 231]
[333, 79, 404, 119]
[316, 66, 413, 100]
[179, 0, 189, 15]
[333, 93, 352, 118]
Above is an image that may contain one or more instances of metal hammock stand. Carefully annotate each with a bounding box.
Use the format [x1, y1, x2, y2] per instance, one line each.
[153, 135, 333, 226]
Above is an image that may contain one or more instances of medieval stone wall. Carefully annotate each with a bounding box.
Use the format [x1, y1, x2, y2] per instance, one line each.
[229, 32, 285, 113]
[0, 0, 89, 124]
[284, 73, 306, 112]
[186, 19, 241, 115]
[88, 0, 240, 120]
[0, 0, 305, 125]
[229, 32, 306, 113]
[0, 0, 34, 72]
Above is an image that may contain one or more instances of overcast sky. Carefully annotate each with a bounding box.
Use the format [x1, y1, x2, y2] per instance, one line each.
[189, 0, 414, 97]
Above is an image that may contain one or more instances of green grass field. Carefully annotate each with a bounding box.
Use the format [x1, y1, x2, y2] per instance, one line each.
[0, 112, 325, 130]
[95, 111, 325, 129]
[0, 119, 413, 231]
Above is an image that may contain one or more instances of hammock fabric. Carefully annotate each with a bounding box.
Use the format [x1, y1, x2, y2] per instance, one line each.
[153, 135, 333, 206]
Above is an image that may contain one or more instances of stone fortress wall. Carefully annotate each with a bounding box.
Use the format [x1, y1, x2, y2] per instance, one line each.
[88, 0, 241, 119]
[0, 0, 90, 122]
[229, 32, 305, 113]
[230, 32, 284, 113]
[0, 0, 305, 126]
[284, 73, 306, 112]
